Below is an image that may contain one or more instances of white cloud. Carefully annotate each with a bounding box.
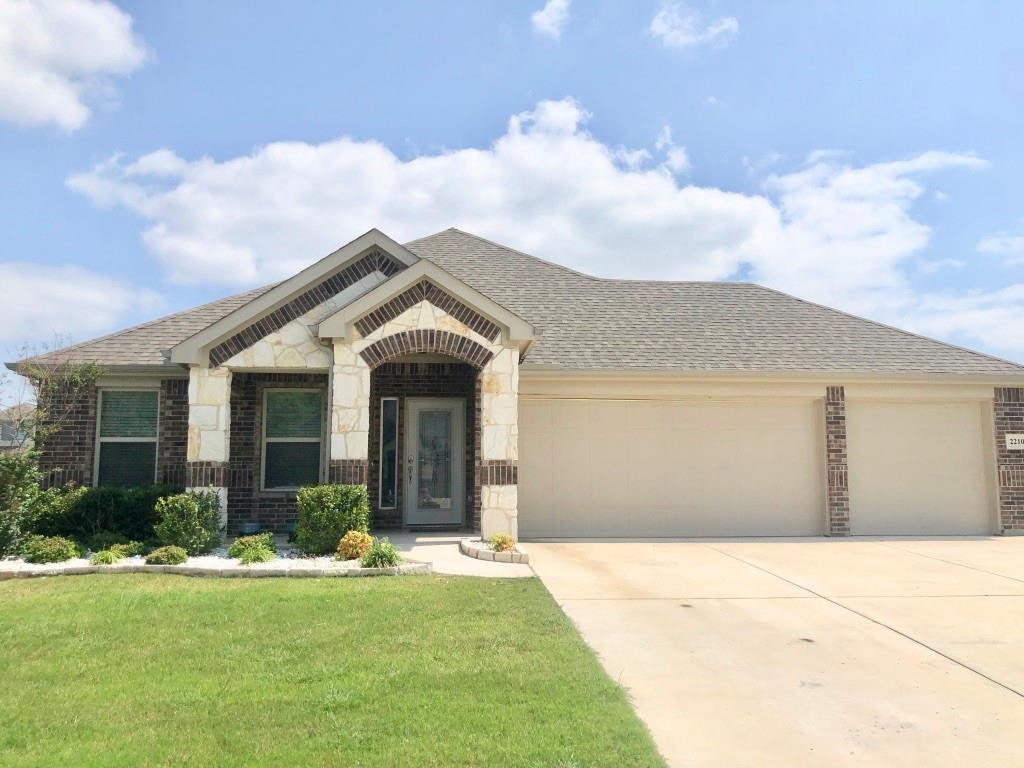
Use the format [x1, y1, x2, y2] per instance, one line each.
[654, 125, 690, 173]
[68, 97, 1022, 356]
[531, 0, 571, 40]
[0, 262, 161, 346]
[0, 0, 146, 131]
[649, 2, 738, 50]
[978, 228, 1024, 265]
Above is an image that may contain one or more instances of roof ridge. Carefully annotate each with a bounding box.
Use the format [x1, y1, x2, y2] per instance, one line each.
[20, 282, 277, 365]
[750, 283, 1024, 371]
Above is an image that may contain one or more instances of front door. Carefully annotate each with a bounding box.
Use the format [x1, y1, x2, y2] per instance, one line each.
[405, 398, 464, 526]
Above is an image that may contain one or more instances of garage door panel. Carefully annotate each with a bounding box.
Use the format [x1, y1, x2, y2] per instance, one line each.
[847, 401, 992, 535]
[519, 398, 824, 537]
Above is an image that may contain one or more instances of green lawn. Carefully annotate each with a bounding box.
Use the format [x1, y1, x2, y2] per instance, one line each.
[0, 575, 664, 767]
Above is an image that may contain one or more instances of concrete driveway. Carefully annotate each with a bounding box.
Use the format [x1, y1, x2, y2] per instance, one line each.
[526, 537, 1024, 767]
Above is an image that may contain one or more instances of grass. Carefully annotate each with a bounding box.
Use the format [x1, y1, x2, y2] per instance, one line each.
[0, 575, 664, 767]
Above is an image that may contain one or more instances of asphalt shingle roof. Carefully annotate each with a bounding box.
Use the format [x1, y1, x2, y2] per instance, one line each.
[16, 228, 1024, 377]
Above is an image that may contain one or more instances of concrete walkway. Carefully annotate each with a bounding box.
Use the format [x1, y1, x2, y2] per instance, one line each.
[388, 531, 532, 577]
[528, 537, 1024, 768]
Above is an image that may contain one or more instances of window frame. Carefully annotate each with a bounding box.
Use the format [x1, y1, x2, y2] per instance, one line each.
[260, 388, 325, 492]
[93, 386, 161, 488]
[378, 396, 399, 509]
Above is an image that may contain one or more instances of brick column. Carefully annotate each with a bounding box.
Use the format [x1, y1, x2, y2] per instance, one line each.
[825, 386, 850, 536]
[995, 387, 1024, 533]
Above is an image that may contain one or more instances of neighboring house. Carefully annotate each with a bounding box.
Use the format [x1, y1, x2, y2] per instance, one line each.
[0, 404, 32, 453]
[7, 228, 1024, 538]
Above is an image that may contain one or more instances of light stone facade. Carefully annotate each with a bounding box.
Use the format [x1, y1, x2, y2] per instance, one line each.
[330, 342, 370, 461]
[187, 366, 232, 463]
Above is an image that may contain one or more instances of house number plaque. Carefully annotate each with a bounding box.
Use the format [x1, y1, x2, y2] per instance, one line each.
[1007, 434, 1024, 451]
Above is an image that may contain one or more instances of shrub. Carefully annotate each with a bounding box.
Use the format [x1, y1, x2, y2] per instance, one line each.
[36, 484, 181, 542]
[294, 485, 370, 555]
[336, 530, 373, 560]
[489, 533, 516, 553]
[228, 532, 276, 560]
[21, 535, 81, 564]
[153, 490, 222, 555]
[237, 545, 275, 565]
[359, 537, 402, 569]
[109, 540, 145, 558]
[87, 531, 128, 552]
[145, 546, 188, 565]
[89, 549, 123, 566]
[0, 450, 45, 557]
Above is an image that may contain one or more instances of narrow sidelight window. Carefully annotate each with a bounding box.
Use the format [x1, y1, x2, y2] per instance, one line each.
[262, 390, 323, 490]
[379, 397, 398, 508]
[96, 390, 159, 487]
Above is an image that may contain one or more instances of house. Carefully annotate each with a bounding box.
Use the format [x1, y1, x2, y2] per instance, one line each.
[0, 404, 32, 453]
[8, 228, 1024, 538]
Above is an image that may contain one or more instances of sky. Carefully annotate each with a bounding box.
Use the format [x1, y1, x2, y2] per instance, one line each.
[1, 0, 1023, 398]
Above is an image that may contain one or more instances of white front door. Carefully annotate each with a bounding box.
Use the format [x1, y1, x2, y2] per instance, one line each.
[405, 398, 465, 526]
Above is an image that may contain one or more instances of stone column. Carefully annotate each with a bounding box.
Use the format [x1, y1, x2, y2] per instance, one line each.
[480, 346, 519, 538]
[995, 387, 1024, 533]
[328, 341, 370, 484]
[824, 385, 850, 536]
[186, 365, 231, 530]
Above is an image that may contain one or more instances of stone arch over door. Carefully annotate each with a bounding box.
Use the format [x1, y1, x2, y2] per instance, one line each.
[358, 329, 494, 370]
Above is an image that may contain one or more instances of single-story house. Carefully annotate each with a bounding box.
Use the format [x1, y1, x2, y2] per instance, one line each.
[9, 228, 1024, 538]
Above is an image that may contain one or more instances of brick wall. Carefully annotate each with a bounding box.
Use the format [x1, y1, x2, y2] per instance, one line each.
[824, 386, 850, 535]
[36, 381, 98, 488]
[995, 387, 1024, 532]
[368, 361, 479, 530]
[157, 378, 188, 486]
[227, 372, 329, 534]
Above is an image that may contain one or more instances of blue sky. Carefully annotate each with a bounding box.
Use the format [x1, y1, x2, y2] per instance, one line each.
[2, 0, 1023, 382]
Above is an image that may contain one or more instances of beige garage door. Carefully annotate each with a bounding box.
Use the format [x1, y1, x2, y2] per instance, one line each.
[846, 401, 993, 535]
[519, 398, 824, 537]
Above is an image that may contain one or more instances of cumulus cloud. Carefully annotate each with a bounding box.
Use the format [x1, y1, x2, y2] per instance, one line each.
[531, 0, 571, 40]
[0, 262, 161, 346]
[978, 228, 1024, 265]
[649, 2, 738, 50]
[0, 0, 146, 131]
[67, 97, 1022, 356]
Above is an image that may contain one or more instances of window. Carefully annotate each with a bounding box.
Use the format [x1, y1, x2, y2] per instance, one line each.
[96, 390, 159, 487]
[263, 390, 323, 490]
[379, 397, 398, 508]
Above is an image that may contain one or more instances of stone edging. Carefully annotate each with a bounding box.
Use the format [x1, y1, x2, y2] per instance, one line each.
[0, 560, 432, 581]
[459, 538, 529, 564]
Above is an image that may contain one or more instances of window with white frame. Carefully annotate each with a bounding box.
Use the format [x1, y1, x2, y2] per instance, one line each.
[262, 389, 323, 490]
[96, 390, 159, 487]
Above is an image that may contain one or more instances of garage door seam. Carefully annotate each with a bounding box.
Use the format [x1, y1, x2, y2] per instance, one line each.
[703, 544, 1024, 701]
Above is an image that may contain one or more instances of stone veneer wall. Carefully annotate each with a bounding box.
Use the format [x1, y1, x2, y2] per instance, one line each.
[995, 387, 1024, 533]
[367, 362, 478, 529]
[36, 381, 98, 489]
[226, 372, 329, 534]
[824, 385, 850, 536]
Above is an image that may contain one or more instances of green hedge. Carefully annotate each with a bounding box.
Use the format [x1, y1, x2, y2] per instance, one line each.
[36, 484, 182, 542]
[153, 490, 222, 555]
[294, 484, 370, 555]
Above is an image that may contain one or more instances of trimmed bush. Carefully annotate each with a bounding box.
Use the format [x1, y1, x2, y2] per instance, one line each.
[237, 545, 275, 565]
[21, 535, 81, 564]
[489, 533, 516, 552]
[145, 546, 188, 566]
[109, 540, 146, 558]
[36, 484, 181, 542]
[89, 549, 123, 566]
[359, 537, 402, 569]
[153, 490, 222, 555]
[295, 484, 370, 555]
[336, 530, 373, 561]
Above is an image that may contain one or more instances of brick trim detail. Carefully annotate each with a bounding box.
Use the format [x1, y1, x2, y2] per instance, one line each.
[354, 279, 501, 342]
[359, 329, 494, 370]
[825, 385, 850, 536]
[209, 249, 405, 367]
[995, 387, 1024, 532]
[480, 460, 518, 486]
[329, 459, 369, 485]
[187, 461, 228, 488]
